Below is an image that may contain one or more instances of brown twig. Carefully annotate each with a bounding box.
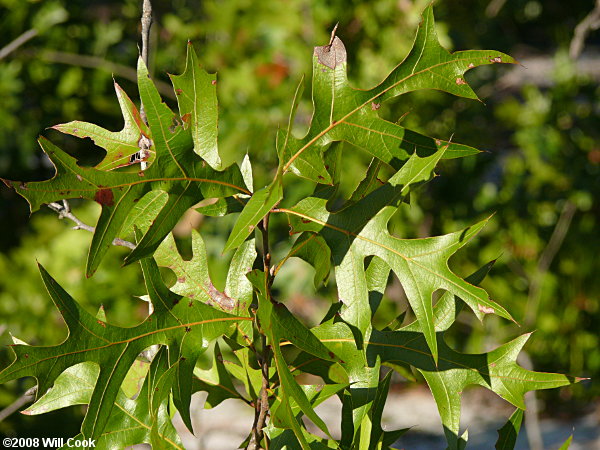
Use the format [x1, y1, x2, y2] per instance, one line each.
[570, 0, 600, 59]
[0, 29, 38, 61]
[35, 50, 176, 100]
[47, 200, 136, 249]
[0, 386, 37, 422]
[247, 215, 273, 450]
[139, 0, 153, 125]
[525, 200, 576, 326]
[139, 0, 153, 171]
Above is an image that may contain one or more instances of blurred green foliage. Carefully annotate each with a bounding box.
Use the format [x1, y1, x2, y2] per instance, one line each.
[0, 0, 598, 437]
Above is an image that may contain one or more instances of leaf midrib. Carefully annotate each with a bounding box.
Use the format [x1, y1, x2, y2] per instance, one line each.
[282, 55, 490, 172]
[0, 317, 252, 380]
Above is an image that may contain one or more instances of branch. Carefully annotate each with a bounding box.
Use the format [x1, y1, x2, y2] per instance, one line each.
[139, 0, 153, 125]
[34, 50, 176, 100]
[139, 0, 153, 170]
[570, 0, 600, 59]
[247, 215, 272, 450]
[525, 200, 576, 326]
[0, 29, 38, 61]
[47, 200, 136, 249]
[0, 386, 37, 422]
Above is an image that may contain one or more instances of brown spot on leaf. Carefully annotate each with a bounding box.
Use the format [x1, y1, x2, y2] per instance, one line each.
[248, 224, 255, 233]
[185, 326, 191, 332]
[478, 304, 495, 314]
[181, 113, 191, 124]
[318, 175, 325, 180]
[490, 56, 502, 63]
[328, 351, 335, 359]
[455, 77, 467, 85]
[315, 36, 347, 69]
[211, 79, 217, 85]
[435, 139, 442, 146]
[301, 218, 311, 224]
[24, 353, 29, 359]
[188, 301, 194, 307]
[97, 320, 106, 328]
[177, 277, 186, 283]
[76, 174, 83, 181]
[175, 88, 183, 95]
[138, 171, 145, 177]
[371, 102, 381, 110]
[19, 182, 27, 190]
[94, 188, 114, 207]
[169, 115, 182, 133]
[468, 63, 475, 68]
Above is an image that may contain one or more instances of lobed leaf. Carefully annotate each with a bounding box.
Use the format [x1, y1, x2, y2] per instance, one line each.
[2, 57, 248, 277]
[278, 4, 515, 183]
[0, 262, 250, 441]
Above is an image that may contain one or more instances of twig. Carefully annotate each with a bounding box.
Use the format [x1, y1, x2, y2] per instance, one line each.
[570, 0, 600, 59]
[140, 0, 153, 124]
[247, 215, 273, 450]
[47, 200, 136, 249]
[139, 0, 153, 170]
[34, 50, 176, 100]
[0, 386, 37, 422]
[525, 201, 576, 326]
[0, 29, 38, 61]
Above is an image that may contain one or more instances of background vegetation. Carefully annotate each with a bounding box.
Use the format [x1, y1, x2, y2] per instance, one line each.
[1, 0, 598, 440]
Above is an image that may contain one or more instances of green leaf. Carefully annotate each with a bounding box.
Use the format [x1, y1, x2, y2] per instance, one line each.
[248, 270, 335, 439]
[367, 371, 409, 449]
[192, 342, 246, 408]
[2, 58, 248, 277]
[22, 362, 100, 416]
[53, 82, 154, 171]
[224, 175, 283, 252]
[495, 408, 524, 450]
[279, 4, 515, 182]
[0, 262, 249, 441]
[154, 229, 256, 347]
[30, 349, 183, 449]
[279, 232, 332, 288]
[558, 434, 573, 450]
[170, 42, 222, 169]
[371, 331, 573, 449]
[284, 147, 513, 363]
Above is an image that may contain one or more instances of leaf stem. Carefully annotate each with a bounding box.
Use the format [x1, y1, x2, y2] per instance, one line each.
[0, 386, 36, 422]
[47, 200, 136, 249]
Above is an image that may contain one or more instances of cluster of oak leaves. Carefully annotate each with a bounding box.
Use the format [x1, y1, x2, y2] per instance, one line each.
[0, 6, 578, 450]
